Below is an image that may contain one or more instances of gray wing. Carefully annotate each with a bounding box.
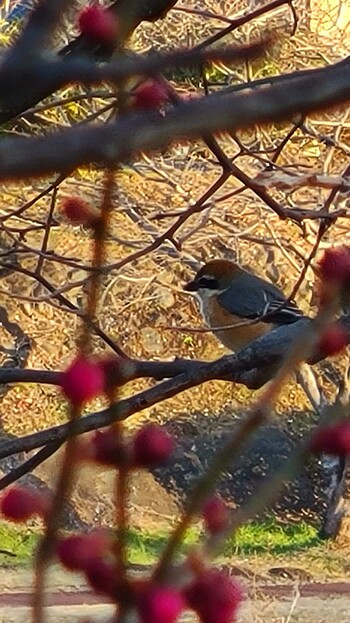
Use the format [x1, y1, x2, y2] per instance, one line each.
[218, 273, 304, 325]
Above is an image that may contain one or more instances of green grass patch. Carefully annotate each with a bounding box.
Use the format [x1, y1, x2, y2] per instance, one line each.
[0, 522, 39, 564]
[128, 519, 321, 564]
[0, 518, 321, 567]
[223, 519, 320, 556]
[127, 525, 200, 565]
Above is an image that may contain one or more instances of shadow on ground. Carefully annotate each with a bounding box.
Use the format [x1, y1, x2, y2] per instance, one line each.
[152, 409, 328, 525]
[0, 408, 329, 531]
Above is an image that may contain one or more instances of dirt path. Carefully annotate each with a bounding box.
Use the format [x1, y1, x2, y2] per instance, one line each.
[0, 578, 349, 623]
[0, 581, 349, 605]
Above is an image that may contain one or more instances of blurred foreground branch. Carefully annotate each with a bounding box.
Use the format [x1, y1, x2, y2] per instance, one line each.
[2, 60, 350, 181]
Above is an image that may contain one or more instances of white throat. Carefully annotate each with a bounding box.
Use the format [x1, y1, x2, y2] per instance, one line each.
[193, 289, 218, 323]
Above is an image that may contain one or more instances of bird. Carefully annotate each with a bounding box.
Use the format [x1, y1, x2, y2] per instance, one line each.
[184, 259, 304, 352]
[184, 259, 323, 412]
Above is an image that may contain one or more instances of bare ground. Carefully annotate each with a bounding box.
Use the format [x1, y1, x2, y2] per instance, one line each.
[0, 566, 349, 623]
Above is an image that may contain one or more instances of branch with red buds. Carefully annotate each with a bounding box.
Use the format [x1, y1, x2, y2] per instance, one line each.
[1, 312, 350, 470]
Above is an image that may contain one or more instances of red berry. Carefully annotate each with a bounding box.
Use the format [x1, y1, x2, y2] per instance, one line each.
[61, 356, 104, 406]
[90, 429, 128, 467]
[56, 535, 88, 571]
[56, 530, 111, 572]
[318, 248, 350, 308]
[310, 422, 350, 456]
[78, 4, 118, 43]
[137, 585, 185, 623]
[317, 324, 347, 357]
[132, 424, 174, 468]
[132, 79, 169, 110]
[85, 528, 112, 553]
[202, 496, 229, 535]
[0, 487, 46, 523]
[61, 197, 99, 227]
[184, 570, 243, 623]
[319, 247, 350, 284]
[85, 557, 118, 598]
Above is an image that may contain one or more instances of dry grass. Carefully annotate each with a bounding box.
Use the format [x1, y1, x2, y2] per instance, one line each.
[0, 4, 349, 440]
[0, 154, 346, 439]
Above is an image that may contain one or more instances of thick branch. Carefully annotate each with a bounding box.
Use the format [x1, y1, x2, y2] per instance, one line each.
[2, 62, 350, 181]
[7, 0, 71, 58]
[0, 0, 179, 121]
[60, 0, 179, 58]
[1, 316, 350, 461]
[0, 43, 266, 123]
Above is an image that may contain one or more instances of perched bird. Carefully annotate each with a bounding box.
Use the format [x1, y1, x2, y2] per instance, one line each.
[184, 259, 322, 411]
[184, 259, 304, 351]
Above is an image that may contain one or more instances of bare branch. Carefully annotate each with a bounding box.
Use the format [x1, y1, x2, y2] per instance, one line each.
[2, 61, 350, 188]
[0, 442, 61, 490]
[1, 315, 350, 462]
[7, 0, 71, 59]
[254, 171, 350, 191]
[194, 0, 296, 51]
[0, 40, 269, 123]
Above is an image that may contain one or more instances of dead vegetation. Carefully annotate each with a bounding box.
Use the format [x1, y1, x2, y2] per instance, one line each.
[1, 0, 350, 544]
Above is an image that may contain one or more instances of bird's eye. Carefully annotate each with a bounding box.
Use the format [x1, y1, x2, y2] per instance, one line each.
[196, 276, 218, 289]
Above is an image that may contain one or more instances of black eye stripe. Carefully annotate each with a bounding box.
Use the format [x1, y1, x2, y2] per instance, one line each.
[197, 276, 218, 289]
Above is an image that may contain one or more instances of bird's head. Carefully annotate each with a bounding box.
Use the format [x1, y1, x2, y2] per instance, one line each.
[184, 259, 242, 297]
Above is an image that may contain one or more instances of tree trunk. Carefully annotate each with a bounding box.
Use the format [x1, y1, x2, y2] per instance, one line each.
[321, 455, 350, 542]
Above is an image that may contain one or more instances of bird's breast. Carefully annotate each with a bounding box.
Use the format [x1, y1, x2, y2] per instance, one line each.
[197, 294, 271, 351]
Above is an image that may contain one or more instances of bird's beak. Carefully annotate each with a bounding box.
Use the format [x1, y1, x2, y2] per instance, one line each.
[183, 280, 198, 292]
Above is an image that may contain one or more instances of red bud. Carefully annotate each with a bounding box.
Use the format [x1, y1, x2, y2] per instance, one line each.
[131, 79, 169, 110]
[319, 247, 350, 284]
[137, 585, 185, 623]
[78, 4, 118, 43]
[0, 486, 47, 523]
[61, 356, 104, 406]
[185, 570, 243, 623]
[310, 422, 350, 456]
[132, 424, 174, 468]
[317, 324, 347, 357]
[202, 496, 229, 535]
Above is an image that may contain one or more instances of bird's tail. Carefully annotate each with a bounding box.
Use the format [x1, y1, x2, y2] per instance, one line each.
[295, 362, 324, 413]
